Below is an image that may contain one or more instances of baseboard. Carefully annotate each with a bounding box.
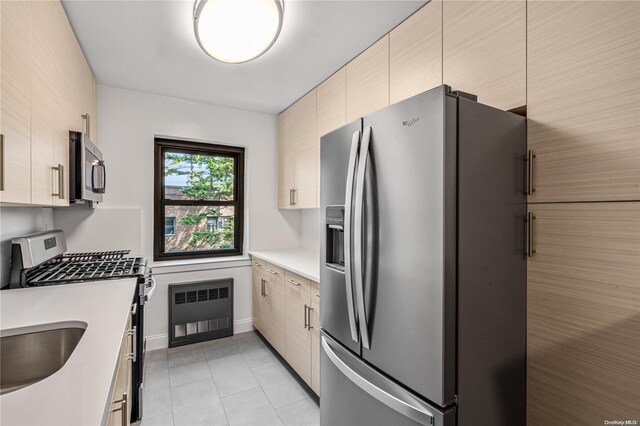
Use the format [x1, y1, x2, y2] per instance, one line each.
[144, 317, 254, 351]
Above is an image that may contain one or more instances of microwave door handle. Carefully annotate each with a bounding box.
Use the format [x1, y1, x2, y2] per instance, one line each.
[92, 161, 106, 193]
[354, 126, 371, 350]
[344, 130, 361, 344]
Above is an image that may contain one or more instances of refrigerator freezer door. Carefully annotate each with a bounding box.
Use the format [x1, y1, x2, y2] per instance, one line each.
[359, 86, 458, 406]
[321, 333, 455, 426]
[320, 119, 362, 355]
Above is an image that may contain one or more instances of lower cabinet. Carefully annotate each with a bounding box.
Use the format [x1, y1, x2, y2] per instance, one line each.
[252, 256, 320, 395]
[106, 312, 133, 426]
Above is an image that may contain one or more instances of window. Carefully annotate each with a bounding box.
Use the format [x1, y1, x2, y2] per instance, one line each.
[165, 217, 176, 236]
[154, 139, 245, 260]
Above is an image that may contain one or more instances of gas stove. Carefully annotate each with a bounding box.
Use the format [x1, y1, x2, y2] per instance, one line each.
[9, 232, 146, 288]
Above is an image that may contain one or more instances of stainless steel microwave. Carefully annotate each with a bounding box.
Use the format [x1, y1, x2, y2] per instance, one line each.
[69, 130, 106, 205]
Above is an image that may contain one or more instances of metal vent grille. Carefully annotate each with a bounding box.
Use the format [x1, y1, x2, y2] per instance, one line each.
[169, 278, 233, 348]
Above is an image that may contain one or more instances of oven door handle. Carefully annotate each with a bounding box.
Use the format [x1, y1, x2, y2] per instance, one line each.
[145, 276, 156, 302]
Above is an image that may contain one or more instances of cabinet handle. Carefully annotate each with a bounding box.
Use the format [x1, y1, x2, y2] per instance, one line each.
[51, 164, 64, 199]
[82, 113, 91, 137]
[525, 150, 536, 196]
[0, 133, 4, 191]
[254, 261, 262, 268]
[525, 212, 536, 258]
[304, 304, 309, 329]
[289, 188, 294, 206]
[293, 188, 297, 206]
[260, 278, 264, 297]
[110, 392, 127, 425]
[131, 325, 137, 362]
[267, 269, 278, 275]
[307, 305, 314, 330]
[287, 279, 301, 287]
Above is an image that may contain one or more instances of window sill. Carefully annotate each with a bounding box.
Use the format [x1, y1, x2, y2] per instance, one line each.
[151, 255, 251, 275]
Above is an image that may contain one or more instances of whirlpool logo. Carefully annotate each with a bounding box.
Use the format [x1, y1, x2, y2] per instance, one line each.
[402, 117, 420, 127]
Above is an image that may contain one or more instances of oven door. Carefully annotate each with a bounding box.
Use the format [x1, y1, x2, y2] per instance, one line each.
[81, 135, 105, 203]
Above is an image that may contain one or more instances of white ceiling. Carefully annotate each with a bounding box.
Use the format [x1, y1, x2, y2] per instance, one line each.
[61, 0, 426, 114]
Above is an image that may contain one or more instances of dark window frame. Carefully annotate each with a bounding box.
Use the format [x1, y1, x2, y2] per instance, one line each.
[154, 138, 245, 261]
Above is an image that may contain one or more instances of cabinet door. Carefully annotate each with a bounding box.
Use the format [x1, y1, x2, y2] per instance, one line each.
[284, 270, 311, 384]
[390, 1, 442, 104]
[443, 0, 526, 111]
[293, 90, 317, 208]
[310, 282, 320, 395]
[317, 67, 346, 205]
[0, 1, 32, 204]
[278, 108, 295, 209]
[527, 203, 640, 425]
[346, 35, 389, 122]
[252, 268, 264, 333]
[107, 314, 133, 426]
[263, 263, 286, 354]
[527, 1, 640, 202]
[29, 1, 57, 206]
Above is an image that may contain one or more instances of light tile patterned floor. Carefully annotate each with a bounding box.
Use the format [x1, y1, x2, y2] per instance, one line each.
[140, 331, 320, 426]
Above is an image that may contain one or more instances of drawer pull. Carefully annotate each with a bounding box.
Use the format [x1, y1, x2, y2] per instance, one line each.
[254, 262, 262, 268]
[267, 269, 278, 275]
[287, 279, 301, 287]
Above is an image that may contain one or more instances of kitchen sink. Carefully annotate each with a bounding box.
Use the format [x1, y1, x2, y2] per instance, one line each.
[0, 322, 87, 395]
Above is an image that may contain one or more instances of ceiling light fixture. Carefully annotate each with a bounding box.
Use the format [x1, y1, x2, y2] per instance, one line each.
[193, 0, 284, 64]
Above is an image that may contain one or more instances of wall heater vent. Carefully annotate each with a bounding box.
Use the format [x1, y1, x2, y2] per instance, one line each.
[169, 278, 233, 347]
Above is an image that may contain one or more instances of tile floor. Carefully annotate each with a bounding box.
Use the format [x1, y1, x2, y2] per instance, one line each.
[140, 331, 320, 426]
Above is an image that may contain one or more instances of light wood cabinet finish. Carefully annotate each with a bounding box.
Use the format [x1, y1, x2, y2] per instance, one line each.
[317, 68, 346, 205]
[0, 1, 32, 204]
[310, 282, 320, 395]
[251, 257, 321, 395]
[443, 0, 526, 111]
[277, 108, 295, 209]
[527, 1, 640, 202]
[1, 0, 96, 206]
[106, 314, 133, 426]
[284, 270, 312, 385]
[390, 1, 442, 104]
[293, 90, 317, 209]
[252, 268, 264, 332]
[262, 262, 286, 354]
[527, 203, 640, 425]
[346, 36, 390, 122]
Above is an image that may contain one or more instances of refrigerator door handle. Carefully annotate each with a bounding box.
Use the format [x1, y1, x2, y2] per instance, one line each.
[353, 126, 372, 349]
[322, 336, 435, 425]
[344, 130, 361, 343]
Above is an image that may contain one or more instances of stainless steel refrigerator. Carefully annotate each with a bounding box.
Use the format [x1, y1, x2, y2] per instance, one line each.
[319, 85, 526, 426]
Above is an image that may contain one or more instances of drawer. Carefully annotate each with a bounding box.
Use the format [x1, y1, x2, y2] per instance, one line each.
[311, 281, 320, 305]
[285, 270, 311, 297]
[265, 262, 285, 280]
[252, 256, 266, 272]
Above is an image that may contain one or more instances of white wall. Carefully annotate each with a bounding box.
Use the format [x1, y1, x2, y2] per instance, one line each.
[52, 85, 302, 347]
[0, 208, 54, 287]
[300, 209, 320, 249]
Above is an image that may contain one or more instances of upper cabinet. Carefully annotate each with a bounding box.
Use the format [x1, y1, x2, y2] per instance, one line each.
[293, 90, 318, 209]
[443, 0, 526, 111]
[390, 0, 442, 104]
[527, 1, 640, 203]
[0, 0, 97, 206]
[346, 36, 390, 122]
[317, 67, 347, 205]
[278, 90, 318, 209]
[0, 1, 32, 204]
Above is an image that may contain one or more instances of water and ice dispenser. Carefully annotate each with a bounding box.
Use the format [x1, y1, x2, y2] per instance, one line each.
[325, 206, 345, 273]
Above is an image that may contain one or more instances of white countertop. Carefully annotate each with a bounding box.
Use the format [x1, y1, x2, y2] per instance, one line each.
[0, 279, 138, 426]
[249, 248, 320, 282]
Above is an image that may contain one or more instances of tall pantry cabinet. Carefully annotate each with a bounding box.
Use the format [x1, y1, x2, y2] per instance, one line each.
[0, 0, 98, 206]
